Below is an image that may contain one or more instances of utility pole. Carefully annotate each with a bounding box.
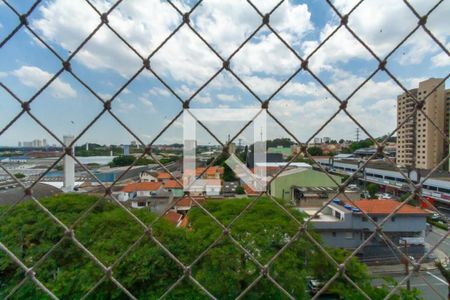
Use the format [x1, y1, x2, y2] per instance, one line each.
[356, 128, 360, 142]
[403, 239, 411, 291]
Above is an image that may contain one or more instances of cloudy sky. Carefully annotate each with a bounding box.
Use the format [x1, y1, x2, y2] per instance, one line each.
[0, 0, 449, 147]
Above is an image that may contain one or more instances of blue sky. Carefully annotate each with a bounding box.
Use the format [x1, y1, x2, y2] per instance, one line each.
[0, 0, 449, 147]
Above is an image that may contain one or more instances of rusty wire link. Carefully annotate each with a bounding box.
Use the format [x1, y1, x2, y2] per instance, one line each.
[0, 0, 449, 299]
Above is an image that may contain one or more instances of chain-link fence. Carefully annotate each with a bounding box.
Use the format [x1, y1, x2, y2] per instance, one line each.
[0, 0, 449, 299]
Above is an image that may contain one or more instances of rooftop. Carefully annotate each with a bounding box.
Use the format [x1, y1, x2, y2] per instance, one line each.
[351, 199, 429, 215]
[300, 208, 341, 222]
[121, 182, 162, 192]
[175, 196, 192, 207]
[163, 180, 183, 189]
[157, 172, 173, 179]
[164, 211, 183, 226]
[196, 166, 224, 176]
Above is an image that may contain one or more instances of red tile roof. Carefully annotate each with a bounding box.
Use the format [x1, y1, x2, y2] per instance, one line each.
[157, 172, 173, 179]
[179, 216, 189, 228]
[352, 199, 429, 215]
[196, 166, 224, 176]
[163, 180, 183, 189]
[121, 182, 162, 192]
[164, 211, 183, 225]
[175, 196, 192, 207]
[243, 184, 260, 196]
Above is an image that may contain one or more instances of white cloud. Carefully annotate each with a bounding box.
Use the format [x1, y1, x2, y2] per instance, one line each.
[309, 0, 450, 69]
[194, 94, 212, 104]
[216, 93, 238, 102]
[31, 0, 314, 84]
[430, 43, 450, 67]
[11, 0, 447, 144]
[12, 65, 77, 99]
[115, 98, 136, 113]
[139, 96, 155, 112]
[148, 87, 171, 97]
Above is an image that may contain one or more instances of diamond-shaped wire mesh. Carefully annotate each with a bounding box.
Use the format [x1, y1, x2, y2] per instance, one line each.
[1, 0, 449, 299]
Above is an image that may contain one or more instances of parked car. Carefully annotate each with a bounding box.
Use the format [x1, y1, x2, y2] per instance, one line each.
[307, 278, 341, 299]
[307, 278, 324, 295]
[347, 184, 358, 190]
[377, 193, 392, 199]
[431, 213, 448, 223]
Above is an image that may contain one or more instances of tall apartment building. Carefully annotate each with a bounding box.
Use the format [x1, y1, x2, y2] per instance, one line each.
[445, 90, 450, 170]
[396, 78, 446, 170]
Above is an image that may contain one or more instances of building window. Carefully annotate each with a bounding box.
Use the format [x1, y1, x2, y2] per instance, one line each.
[345, 232, 353, 239]
[138, 201, 146, 207]
[362, 216, 368, 222]
[391, 217, 396, 222]
[373, 217, 378, 222]
[332, 232, 336, 237]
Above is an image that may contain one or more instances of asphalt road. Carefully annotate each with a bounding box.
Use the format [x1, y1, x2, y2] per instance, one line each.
[427, 227, 450, 258]
[371, 226, 449, 299]
[372, 269, 448, 299]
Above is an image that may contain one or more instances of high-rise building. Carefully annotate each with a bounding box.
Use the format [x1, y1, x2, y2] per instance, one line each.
[445, 90, 450, 170]
[396, 78, 446, 170]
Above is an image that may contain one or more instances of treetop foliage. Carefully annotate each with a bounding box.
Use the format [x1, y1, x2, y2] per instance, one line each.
[0, 195, 420, 299]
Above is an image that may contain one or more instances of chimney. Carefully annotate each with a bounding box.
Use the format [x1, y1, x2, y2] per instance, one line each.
[63, 135, 75, 192]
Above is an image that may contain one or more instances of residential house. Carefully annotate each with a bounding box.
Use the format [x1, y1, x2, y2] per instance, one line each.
[157, 172, 173, 183]
[139, 170, 158, 182]
[163, 179, 184, 197]
[301, 199, 431, 263]
[121, 182, 162, 198]
[243, 184, 260, 197]
[173, 196, 192, 213]
[164, 211, 189, 228]
[187, 179, 222, 196]
[196, 166, 224, 179]
[223, 181, 239, 197]
[118, 182, 172, 213]
[205, 179, 222, 196]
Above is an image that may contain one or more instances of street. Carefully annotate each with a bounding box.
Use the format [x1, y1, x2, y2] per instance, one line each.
[372, 269, 448, 299]
[427, 226, 450, 257]
[371, 226, 449, 299]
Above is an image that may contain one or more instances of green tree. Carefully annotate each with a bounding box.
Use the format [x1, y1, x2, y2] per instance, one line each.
[367, 183, 379, 199]
[349, 139, 374, 152]
[307, 146, 323, 156]
[0, 195, 421, 299]
[14, 172, 25, 179]
[109, 155, 154, 167]
[266, 138, 294, 148]
[235, 186, 245, 194]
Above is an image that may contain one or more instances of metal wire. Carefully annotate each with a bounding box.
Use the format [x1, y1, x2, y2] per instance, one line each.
[0, 0, 449, 299]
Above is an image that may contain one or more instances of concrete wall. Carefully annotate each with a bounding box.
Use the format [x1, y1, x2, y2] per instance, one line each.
[320, 231, 363, 249]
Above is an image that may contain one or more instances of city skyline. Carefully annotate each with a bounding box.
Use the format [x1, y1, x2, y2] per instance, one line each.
[1, 0, 449, 146]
